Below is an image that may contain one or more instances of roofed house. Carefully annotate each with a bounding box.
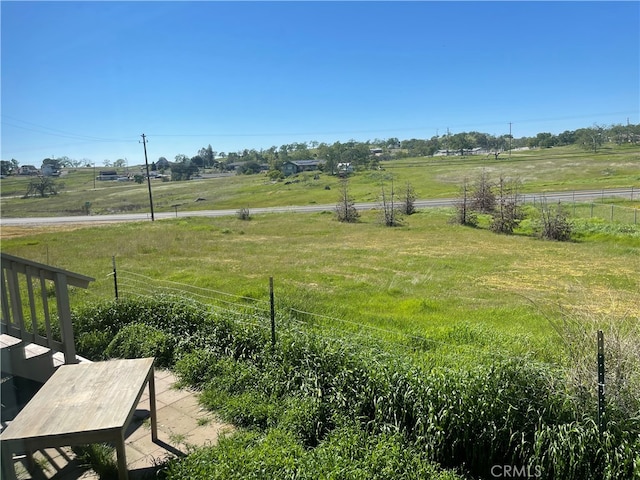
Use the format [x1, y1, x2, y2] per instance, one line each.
[97, 170, 119, 180]
[282, 159, 324, 177]
[18, 165, 39, 176]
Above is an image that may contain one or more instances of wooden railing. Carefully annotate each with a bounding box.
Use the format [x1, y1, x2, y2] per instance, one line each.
[1, 253, 94, 365]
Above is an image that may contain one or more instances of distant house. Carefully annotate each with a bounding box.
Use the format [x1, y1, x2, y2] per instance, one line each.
[97, 170, 119, 181]
[434, 147, 489, 157]
[18, 165, 39, 176]
[282, 159, 324, 177]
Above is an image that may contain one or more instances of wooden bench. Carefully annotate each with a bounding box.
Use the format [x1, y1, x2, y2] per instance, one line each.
[0, 357, 157, 480]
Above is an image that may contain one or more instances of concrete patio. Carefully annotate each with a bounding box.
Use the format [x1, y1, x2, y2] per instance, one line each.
[5, 368, 233, 480]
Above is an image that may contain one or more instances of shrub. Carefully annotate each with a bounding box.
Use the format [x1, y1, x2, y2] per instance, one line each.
[105, 323, 173, 367]
[538, 201, 573, 241]
[236, 207, 251, 220]
[74, 297, 640, 480]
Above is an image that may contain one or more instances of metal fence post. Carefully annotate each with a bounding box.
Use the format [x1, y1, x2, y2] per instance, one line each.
[597, 330, 606, 433]
[112, 256, 119, 300]
[270, 277, 276, 346]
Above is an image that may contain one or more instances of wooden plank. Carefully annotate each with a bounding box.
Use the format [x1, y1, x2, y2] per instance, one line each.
[26, 267, 40, 340]
[40, 273, 53, 345]
[1, 253, 94, 289]
[54, 272, 76, 364]
[0, 333, 22, 349]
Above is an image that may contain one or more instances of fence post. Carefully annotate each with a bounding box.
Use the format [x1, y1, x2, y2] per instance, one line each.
[610, 205, 614, 222]
[590, 203, 594, 218]
[270, 276, 276, 346]
[597, 330, 606, 433]
[112, 256, 119, 300]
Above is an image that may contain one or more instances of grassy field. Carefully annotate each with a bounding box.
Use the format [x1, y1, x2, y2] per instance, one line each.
[2, 206, 638, 364]
[1, 144, 639, 217]
[3, 145, 639, 479]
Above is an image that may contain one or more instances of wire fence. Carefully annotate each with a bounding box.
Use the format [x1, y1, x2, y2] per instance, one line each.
[111, 267, 550, 365]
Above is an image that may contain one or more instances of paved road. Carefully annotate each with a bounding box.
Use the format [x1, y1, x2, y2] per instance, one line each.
[0, 187, 636, 227]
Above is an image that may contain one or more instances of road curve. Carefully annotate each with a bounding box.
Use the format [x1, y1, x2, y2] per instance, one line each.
[0, 187, 637, 227]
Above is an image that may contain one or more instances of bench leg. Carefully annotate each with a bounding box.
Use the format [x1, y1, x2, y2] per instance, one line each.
[148, 367, 158, 442]
[115, 432, 128, 480]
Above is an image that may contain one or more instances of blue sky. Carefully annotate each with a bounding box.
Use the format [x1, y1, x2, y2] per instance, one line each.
[1, 1, 638, 166]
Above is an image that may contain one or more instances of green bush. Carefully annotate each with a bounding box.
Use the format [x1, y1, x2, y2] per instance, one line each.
[160, 425, 464, 480]
[105, 323, 173, 367]
[74, 298, 640, 480]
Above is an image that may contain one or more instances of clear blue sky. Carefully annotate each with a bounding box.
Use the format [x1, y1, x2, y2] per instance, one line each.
[1, 1, 638, 166]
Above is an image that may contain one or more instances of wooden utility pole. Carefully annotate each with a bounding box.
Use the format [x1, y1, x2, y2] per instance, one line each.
[141, 134, 155, 221]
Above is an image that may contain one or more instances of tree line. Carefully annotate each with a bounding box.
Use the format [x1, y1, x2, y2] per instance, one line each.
[2, 123, 638, 178]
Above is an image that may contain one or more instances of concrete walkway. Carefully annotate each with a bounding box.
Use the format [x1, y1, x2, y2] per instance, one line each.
[8, 369, 233, 480]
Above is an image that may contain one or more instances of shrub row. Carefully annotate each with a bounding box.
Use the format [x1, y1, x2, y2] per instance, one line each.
[71, 297, 640, 479]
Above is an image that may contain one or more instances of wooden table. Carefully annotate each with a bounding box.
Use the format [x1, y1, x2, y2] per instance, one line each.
[0, 357, 157, 480]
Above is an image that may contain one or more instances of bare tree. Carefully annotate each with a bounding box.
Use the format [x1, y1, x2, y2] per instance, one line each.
[490, 175, 522, 234]
[471, 169, 496, 214]
[452, 177, 478, 226]
[379, 180, 402, 227]
[335, 179, 359, 223]
[400, 181, 417, 215]
[23, 176, 60, 198]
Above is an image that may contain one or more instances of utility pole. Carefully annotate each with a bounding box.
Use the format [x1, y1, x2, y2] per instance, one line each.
[140, 134, 155, 221]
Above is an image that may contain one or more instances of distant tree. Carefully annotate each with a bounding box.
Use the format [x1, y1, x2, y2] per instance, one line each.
[24, 176, 60, 197]
[238, 161, 261, 175]
[103, 159, 112, 167]
[556, 130, 576, 146]
[41, 157, 63, 171]
[449, 132, 474, 155]
[471, 169, 496, 214]
[400, 182, 417, 215]
[576, 125, 605, 153]
[1, 159, 19, 176]
[528, 132, 557, 148]
[198, 145, 215, 168]
[490, 175, 523, 234]
[191, 155, 204, 169]
[55, 156, 72, 167]
[157, 157, 170, 171]
[379, 180, 402, 227]
[452, 177, 478, 227]
[335, 179, 359, 223]
[317, 142, 340, 175]
[113, 159, 126, 168]
[171, 155, 198, 181]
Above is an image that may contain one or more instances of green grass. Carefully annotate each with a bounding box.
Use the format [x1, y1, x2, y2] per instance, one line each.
[3, 207, 638, 363]
[2, 144, 639, 217]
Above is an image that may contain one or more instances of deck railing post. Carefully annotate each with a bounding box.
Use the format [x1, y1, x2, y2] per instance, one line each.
[54, 272, 78, 364]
